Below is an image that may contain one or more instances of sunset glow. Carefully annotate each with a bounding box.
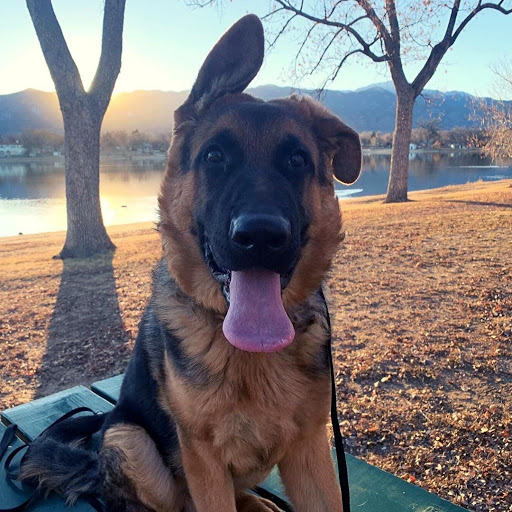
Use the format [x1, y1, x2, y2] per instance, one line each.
[1, 0, 512, 98]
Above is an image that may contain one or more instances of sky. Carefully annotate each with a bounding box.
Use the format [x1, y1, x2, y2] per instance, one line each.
[1, 0, 511, 99]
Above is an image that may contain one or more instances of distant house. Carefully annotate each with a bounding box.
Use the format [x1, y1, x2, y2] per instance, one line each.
[409, 143, 417, 151]
[0, 144, 25, 157]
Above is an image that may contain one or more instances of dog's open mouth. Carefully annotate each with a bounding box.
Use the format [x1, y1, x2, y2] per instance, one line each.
[203, 241, 294, 301]
[203, 239, 295, 353]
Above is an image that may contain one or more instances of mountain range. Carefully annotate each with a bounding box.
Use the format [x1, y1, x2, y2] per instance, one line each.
[0, 83, 504, 136]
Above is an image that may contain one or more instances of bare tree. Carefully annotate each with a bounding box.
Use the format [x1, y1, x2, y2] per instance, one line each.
[478, 59, 512, 161]
[418, 119, 442, 147]
[26, 0, 126, 258]
[265, 1, 512, 202]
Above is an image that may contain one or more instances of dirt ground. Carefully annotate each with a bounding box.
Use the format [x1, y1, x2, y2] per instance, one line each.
[1, 179, 511, 511]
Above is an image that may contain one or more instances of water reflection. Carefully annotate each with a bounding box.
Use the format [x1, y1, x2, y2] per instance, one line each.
[337, 151, 512, 198]
[0, 158, 165, 237]
[0, 152, 511, 237]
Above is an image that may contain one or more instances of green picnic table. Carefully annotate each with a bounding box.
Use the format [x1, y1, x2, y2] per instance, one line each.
[1, 376, 465, 512]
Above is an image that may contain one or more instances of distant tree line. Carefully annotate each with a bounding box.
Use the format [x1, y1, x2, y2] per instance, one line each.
[0, 129, 170, 155]
[0, 134, 21, 145]
[3, 126, 492, 154]
[100, 129, 170, 153]
[348, 125, 486, 150]
[21, 129, 64, 154]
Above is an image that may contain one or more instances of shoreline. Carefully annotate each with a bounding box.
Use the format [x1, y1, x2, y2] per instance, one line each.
[0, 147, 485, 164]
[0, 152, 167, 164]
[362, 147, 483, 156]
[1, 178, 511, 241]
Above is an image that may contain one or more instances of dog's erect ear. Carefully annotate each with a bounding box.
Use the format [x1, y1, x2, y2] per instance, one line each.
[179, 14, 264, 118]
[285, 95, 362, 185]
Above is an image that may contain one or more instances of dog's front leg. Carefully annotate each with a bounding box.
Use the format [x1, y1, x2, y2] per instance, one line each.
[180, 436, 237, 512]
[278, 426, 344, 512]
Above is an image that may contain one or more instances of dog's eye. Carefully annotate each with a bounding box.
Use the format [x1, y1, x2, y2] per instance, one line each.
[205, 148, 225, 164]
[289, 153, 306, 168]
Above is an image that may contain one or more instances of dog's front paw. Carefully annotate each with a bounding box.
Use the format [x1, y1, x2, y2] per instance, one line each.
[236, 493, 283, 512]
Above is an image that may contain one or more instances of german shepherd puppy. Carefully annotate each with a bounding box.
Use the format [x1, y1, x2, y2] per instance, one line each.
[20, 15, 361, 512]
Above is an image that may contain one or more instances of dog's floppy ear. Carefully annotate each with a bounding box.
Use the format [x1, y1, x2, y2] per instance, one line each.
[178, 14, 264, 120]
[287, 95, 362, 185]
[322, 114, 362, 185]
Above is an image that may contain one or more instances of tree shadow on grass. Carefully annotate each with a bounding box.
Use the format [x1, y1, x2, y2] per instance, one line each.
[35, 251, 129, 399]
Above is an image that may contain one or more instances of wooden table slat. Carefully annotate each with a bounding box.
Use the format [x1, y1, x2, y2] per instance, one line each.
[257, 453, 464, 511]
[1, 386, 113, 441]
[90, 374, 124, 404]
[344, 452, 465, 511]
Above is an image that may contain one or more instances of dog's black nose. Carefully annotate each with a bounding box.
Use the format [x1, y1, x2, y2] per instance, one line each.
[230, 214, 291, 252]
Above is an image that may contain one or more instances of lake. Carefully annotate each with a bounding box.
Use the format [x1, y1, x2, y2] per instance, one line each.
[1, 151, 511, 238]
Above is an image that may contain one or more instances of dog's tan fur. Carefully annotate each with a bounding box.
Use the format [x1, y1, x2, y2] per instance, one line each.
[103, 424, 184, 511]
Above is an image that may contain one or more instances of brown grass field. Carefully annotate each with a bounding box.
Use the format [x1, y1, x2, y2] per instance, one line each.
[1, 179, 511, 511]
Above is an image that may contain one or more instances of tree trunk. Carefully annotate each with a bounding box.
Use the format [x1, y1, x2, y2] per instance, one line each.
[58, 100, 115, 259]
[385, 89, 415, 203]
[26, 0, 125, 259]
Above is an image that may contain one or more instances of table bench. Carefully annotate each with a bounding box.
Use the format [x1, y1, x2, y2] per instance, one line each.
[1, 375, 465, 511]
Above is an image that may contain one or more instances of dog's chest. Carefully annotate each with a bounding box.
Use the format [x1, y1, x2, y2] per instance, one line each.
[167, 351, 327, 480]
[208, 371, 300, 476]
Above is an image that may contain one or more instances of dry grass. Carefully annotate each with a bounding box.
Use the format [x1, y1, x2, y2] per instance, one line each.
[1, 179, 511, 511]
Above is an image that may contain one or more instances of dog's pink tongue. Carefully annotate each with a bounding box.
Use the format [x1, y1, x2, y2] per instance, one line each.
[223, 269, 295, 352]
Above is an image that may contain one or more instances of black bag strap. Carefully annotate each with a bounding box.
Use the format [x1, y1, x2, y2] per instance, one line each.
[0, 407, 105, 512]
[0, 425, 16, 461]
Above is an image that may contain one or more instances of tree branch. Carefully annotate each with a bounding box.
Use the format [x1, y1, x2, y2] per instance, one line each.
[355, 0, 392, 50]
[328, 49, 364, 84]
[89, 0, 126, 110]
[490, 61, 512, 90]
[443, 0, 461, 40]
[355, 0, 406, 84]
[268, 13, 298, 49]
[261, 6, 286, 21]
[316, 49, 364, 93]
[385, 0, 400, 47]
[413, 0, 512, 95]
[26, 0, 85, 99]
[294, 22, 318, 62]
[310, 29, 343, 74]
[274, 0, 388, 63]
[411, 40, 450, 95]
[324, 0, 345, 20]
[451, 2, 512, 42]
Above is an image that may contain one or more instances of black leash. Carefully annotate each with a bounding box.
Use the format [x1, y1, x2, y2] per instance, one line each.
[254, 289, 350, 511]
[323, 288, 351, 512]
[0, 407, 105, 512]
